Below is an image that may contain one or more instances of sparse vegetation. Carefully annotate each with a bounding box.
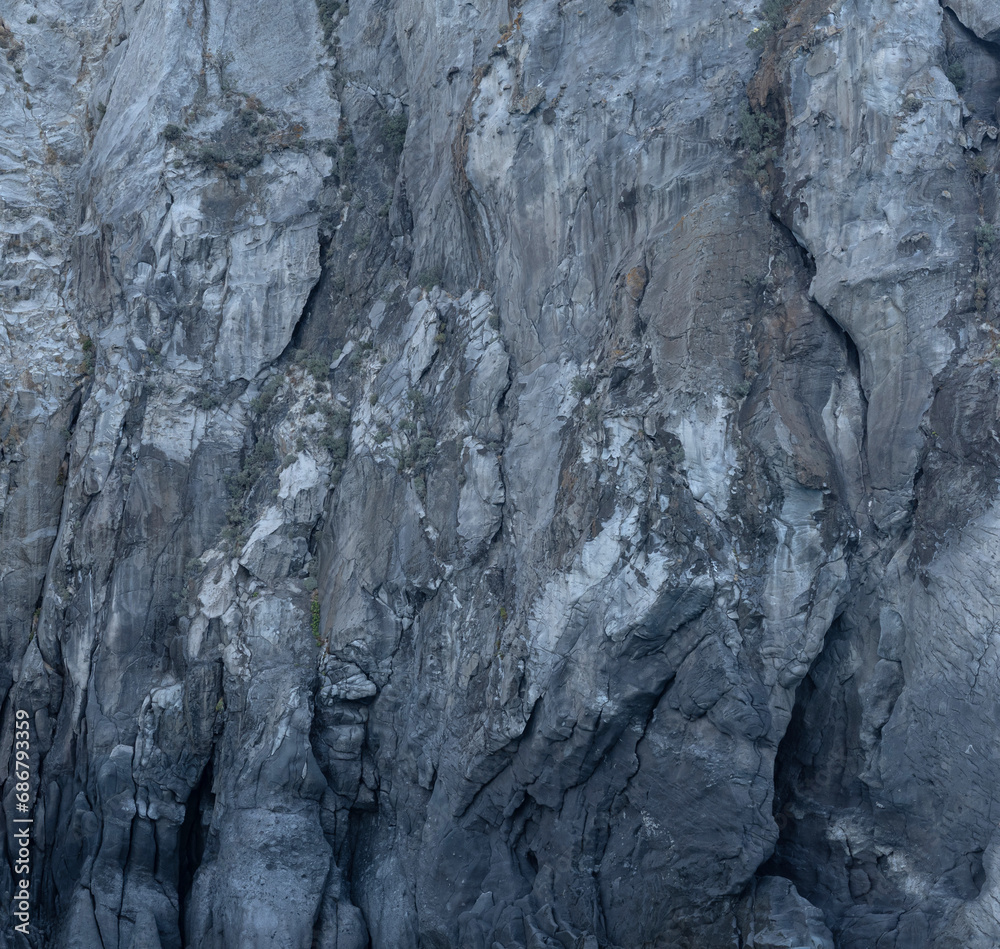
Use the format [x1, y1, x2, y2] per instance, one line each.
[80, 335, 95, 374]
[738, 101, 780, 154]
[341, 139, 357, 173]
[945, 58, 966, 92]
[975, 221, 997, 312]
[249, 376, 283, 415]
[406, 387, 425, 414]
[383, 112, 408, 156]
[976, 223, 998, 254]
[303, 354, 330, 380]
[316, 0, 342, 42]
[571, 375, 595, 397]
[222, 439, 277, 548]
[198, 391, 222, 411]
[746, 0, 789, 50]
[196, 140, 263, 176]
[970, 153, 992, 180]
[416, 267, 443, 290]
[183, 92, 311, 178]
[310, 591, 322, 645]
[738, 100, 782, 185]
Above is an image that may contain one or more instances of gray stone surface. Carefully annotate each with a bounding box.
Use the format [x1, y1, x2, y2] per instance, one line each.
[1, 0, 1000, 946]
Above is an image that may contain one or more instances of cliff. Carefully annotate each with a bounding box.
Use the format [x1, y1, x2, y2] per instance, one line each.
[1, 0, 999, 946]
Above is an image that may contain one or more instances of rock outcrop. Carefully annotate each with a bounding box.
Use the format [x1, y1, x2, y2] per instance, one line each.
[1, 0, 1000, 947]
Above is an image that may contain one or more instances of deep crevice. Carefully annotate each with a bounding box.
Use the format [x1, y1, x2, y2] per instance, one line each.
[756, 615, 863, 937]
[177, 756, 214, 947]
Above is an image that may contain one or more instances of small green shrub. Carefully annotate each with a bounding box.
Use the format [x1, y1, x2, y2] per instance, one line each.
[319, 431, 348, 463]
[416, 267, 442, 290]
[406, 387, 425, 413]
[341, 140, 357, 172]
[976, 222, 998, 253]
[196, 141, 263, 175]
[198, 391, 222, 410]
[945, 59, 966, 91]
[738, 101, 780, 154]
[383, 112, 408, 156]
[250, 376, 282, 414]
[310, 592, 322, 644]
[164, 123, 184, 142]
[416, 435, 437, 463]
[970, 153, 991, 179]
[571, 375, 595, 397]
[27, 13, 37, 23]
[79, 335, 95, 374]
[304, 355, 329, 380]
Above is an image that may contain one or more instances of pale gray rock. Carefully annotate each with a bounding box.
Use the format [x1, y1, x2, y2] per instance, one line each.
[946, 0, 1000, 42]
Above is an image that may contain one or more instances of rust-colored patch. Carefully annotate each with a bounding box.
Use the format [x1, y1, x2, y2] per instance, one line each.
[453, 63, 489, 198]
[626, 265, 648, 303]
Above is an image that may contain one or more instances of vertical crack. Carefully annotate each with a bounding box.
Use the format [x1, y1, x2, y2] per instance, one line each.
[177, 756, 214, 947]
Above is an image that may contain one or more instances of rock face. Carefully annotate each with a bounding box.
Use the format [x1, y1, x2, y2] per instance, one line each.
[2, 0, 1000, 946]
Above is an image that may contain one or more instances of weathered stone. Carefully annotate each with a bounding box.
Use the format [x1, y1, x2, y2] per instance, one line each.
[3, 0, 1000, 946]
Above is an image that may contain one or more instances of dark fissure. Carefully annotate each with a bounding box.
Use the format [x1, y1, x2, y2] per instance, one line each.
[178, 758, 214, 944]
[758, 615, 864, 933]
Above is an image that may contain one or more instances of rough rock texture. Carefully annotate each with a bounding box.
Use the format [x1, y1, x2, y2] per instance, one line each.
[2, 0, 1000, 946]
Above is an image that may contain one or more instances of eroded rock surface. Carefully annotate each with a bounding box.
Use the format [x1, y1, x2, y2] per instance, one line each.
[1, 0, 1000, 947]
